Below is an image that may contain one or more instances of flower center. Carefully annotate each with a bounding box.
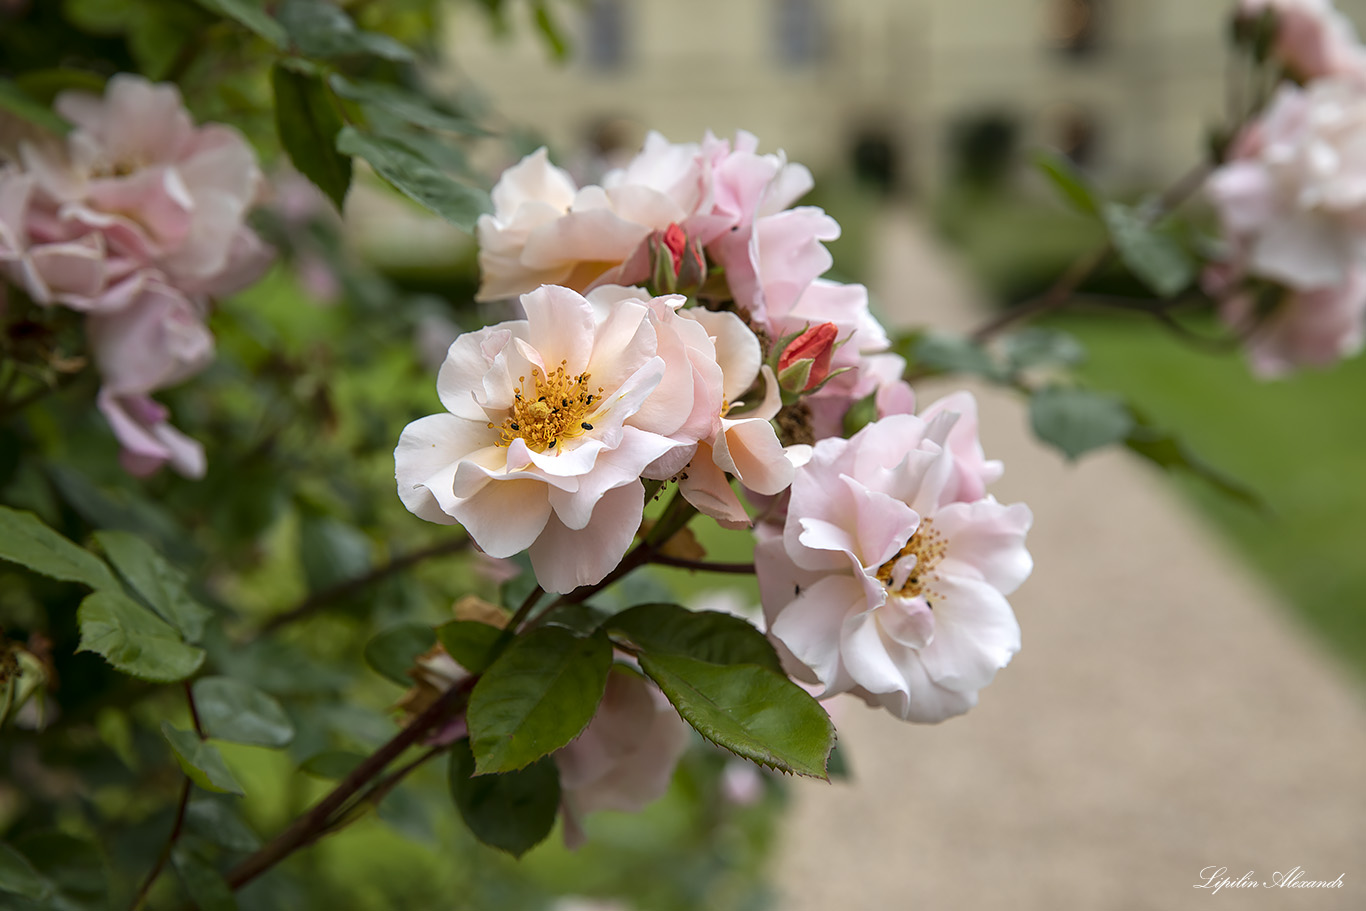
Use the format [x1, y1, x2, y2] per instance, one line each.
[91, 155, 144, 180]
[875, 517, 947, 600]
[491, 360, 602, 453]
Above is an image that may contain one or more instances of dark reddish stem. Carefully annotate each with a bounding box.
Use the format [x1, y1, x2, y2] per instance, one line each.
[130, 684, 205, 909]
[252, 536, 471, 639]
[650, 555, 756, 575]
[224, 680, 472, 891]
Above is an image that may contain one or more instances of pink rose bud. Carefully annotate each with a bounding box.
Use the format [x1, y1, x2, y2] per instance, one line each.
[778, 322, 839, 391]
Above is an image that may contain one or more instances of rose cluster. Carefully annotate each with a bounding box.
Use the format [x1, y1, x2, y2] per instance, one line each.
[396, 132, 1034, 827]
[1208, 0, 1366, 375]
[0, 75, 271, 475]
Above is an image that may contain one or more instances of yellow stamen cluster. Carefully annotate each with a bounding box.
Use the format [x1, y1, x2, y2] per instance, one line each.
[875, 517, 948, 601]
[92, 157, 142, 180]
[489, 360, 603, 453]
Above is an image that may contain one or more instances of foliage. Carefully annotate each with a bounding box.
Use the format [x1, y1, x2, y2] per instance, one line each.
[0, 3, 794, 908]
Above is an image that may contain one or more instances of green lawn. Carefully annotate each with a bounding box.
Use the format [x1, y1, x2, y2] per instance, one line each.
[1059, 314, 1366, 681]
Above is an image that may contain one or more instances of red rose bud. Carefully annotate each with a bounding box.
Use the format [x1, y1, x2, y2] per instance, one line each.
[662, 223, 687, 274]
[778, 322, 839, 391]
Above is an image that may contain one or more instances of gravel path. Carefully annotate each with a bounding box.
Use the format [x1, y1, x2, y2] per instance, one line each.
[772, 210, 1366, 911]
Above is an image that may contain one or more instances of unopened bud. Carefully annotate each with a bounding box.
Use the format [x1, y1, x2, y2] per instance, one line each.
[662, 223, 687, 274]
[649, 223, 705, 294]
[778, 322, 839, 392]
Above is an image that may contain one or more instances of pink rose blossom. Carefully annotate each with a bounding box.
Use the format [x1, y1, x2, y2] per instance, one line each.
[708, 197, 891, 440]
[721, 760, 765, 806]
[475, 147, 693, 302]
[16, 74, 272, 300]
[755, 412, 1032, 723]
[88, 280, 214, 478]
[1207, 78, 1366, 290]
[395, 285, 719, 593]
[1240, 0, 1366, 80]
[474, 131, 815, 303]
[583, 284, 730, 481]
[97, 391, 207, 479]
[1218, 266, 1366, 375]
[554, 667, 691, 848]
[0, 167, 143, 311]
[676, 307, 806, 527]
[0, 75, 275, 478]
[1206, 77, 1366, 373]
[805, 351, 916, 439]
[917, 391, 1005, 504]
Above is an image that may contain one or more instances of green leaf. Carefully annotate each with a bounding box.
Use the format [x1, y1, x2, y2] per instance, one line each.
[447, 739, 559, 858]
[96, 707, 138, 769]
[1102, 201, 1196, 299]
[1000, 327, 1087, 372]
[842, 388, 879, 438]
[0, 843, 52, 901]
[435, 620, 503, 675]
[1032, 148, 1100, 218]
[46, 464, 194, 564]
[272, 64, 352, 212]
[14, 69, 108, 104]
[297, 513, 372, 592]
[337, 127, 492, 231]
[467, 627, 612, 775]
[300, 750, 366, 779]
[1029, 386, 1135, 460]
[637, 653, 834, 779]
[498, 563, 538, 611]
[0, 506, 118, 591]
[380, 125, 474, 175]
[94, 530, 211, 642]
[608, 603, 783, 673]
[161, 724, 244, 795]
[77, 591, 206, 682]
[185, 799, 261, 852]
[826, 741, 851, 781]
[1125, 416, 1265, 512]
[377, 785, 437, 844]
[530, 0, 571, 62]
[13, 832, 105, 898]
[277, 0, 413, 61]
[329, 76, 485, 136]
[0, 79, 70, 135]
[63, 0, 133, 33]
[192, 677, 295, 748]
[172, 846, 237, 911]
[539, 602, 612, 636]
[129, 5, 207, 80]
[908, 333, 1003, 381]
[192, 0, 287, 47]
[364, 623, 437, 686]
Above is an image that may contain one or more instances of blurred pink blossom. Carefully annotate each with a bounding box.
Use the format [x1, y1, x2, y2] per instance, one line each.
[21, 74, 272, 298]
[555, 667, 691, 848]
[88, 280, 214, 477]
[1206, 77, 1366, 373]
[1240, 0, 1366, 80]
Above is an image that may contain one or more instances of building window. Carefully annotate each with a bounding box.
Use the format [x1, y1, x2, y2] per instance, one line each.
[584, 0, 627, 71]
[773, 0, 826, 68]
[1049, 0, 1101, 57]
[950, 112, 1020, 189]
